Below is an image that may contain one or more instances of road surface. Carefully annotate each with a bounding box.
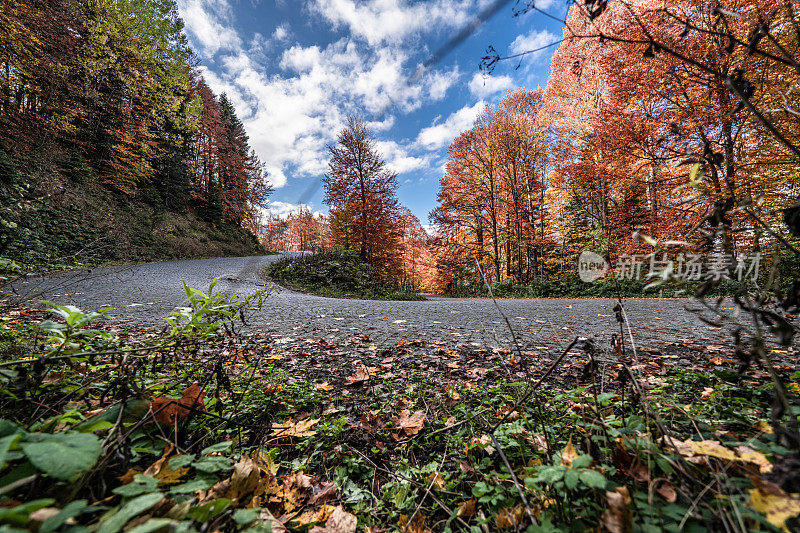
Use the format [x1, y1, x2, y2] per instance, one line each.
[4, 254, 746, 352]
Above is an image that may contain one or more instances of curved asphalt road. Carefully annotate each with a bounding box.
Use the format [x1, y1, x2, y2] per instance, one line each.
[4, 254, 747, 351]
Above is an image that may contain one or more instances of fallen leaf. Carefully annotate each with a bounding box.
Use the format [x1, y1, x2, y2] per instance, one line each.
[425, 472, 445, 491]
[601, 486, 632, 533]
[755, 420, 774, 434]
[294, 505, 335, 527]
[457, 498, 476, 517]
[735, 446, 772, 474]
[149, 383, 206, 425]
[654, 478, 677, 503]
[360, 411, 383, 434]
[310, 505, 357, 533]
[309, 481, 338, 505]
[560, 441, 580, 467]
[397, 512, 430, 533]
[271, 418, 319, 439]
[144, 446, 188, 485]
[690, 440, 738, 462]
[394, 410, 425, 437]
[344, 365, 372, 386]
[258, 508, 287, 533]
[749, 478, 800, 532]
[496, 506, 525, 529]
[202, 455, 261, 504]
[316, 382, 334, 392]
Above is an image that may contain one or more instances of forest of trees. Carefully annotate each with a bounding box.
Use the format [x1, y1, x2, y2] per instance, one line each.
[432, 0, 800, 293]
[0, 0, 269, 231]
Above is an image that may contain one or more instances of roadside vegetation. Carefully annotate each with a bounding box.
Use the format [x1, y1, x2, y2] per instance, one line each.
[0, 278, 798, 532]
[264, 248, 423, 301]
[0, 0, 269, 272]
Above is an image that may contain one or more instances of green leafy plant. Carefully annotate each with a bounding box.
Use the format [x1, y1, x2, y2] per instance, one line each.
[37, 302, 117, 357]
[165, 277, 270, 341]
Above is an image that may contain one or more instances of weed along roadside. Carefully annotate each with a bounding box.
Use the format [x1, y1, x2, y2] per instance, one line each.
[0, 272, 797, 531]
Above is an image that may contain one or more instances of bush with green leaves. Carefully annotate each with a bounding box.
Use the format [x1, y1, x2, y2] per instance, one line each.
[265, 248, 422, 300]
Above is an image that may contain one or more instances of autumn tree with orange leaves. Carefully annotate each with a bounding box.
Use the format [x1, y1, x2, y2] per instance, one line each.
[323, 116, 403, 276]
[510, 0, 800, 262]
[431, 89, 549, 291]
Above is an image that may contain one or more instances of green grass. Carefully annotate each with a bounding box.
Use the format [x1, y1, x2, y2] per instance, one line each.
[264, 248, 423, 301]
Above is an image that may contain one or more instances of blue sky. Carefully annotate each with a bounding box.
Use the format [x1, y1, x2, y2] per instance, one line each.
[176, 0, 568, 224]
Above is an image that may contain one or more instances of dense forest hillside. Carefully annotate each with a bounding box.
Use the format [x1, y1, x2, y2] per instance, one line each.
[0, 0, 269, 269]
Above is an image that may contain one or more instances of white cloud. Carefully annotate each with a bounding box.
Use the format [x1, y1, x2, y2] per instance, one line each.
[415, 101, 486, 150]
[177, 0, 241, 56]
[179, 0, 471, 192]
[263, 201, 312, 218]
[468, 72, 514, 97]
[309, 0, 475, 46]
[375, 140, 430, 174]
[273, 22, 290, 41]
[509, 29, 559, 60]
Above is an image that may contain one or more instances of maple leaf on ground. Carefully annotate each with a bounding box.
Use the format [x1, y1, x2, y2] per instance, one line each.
[271, 418, 319, 439]
[148, 383, 205, 425]
[344, 365, 372, 386]
[393, 409, 425, 438]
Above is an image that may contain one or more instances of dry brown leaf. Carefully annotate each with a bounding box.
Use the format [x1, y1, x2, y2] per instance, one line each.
[293, 505, 336, 527]
[495, 506, 525, 529]
[397, 512, 430, 533]
[203, 455, 262, 504]
[344, 365, 372, 386]
[735, 446, 773, 474]
[271, 418, 319, 439]
[149, 383, 206, 425]
[144, 446, 188, 485]
[395, 409, 425, 436]
[690, 440, 737, 461]
[560, 441, 580, 467]
[466, 435, 495, 455]
[118, 468, 143, 485]
[749, 478, 800, 532]
[309, 505, 357, 533]
[755, 420, 774, 434]
[316, 382, 334, 392]
[258, 508, 287, 533]
[601, 486, 632, 533]
[360, 411, 383, 434]
[653, 478, 677, 503]
[425, 472, 445, 491]
[457, 498, 476, 518]
[309, 481, 338, 505]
